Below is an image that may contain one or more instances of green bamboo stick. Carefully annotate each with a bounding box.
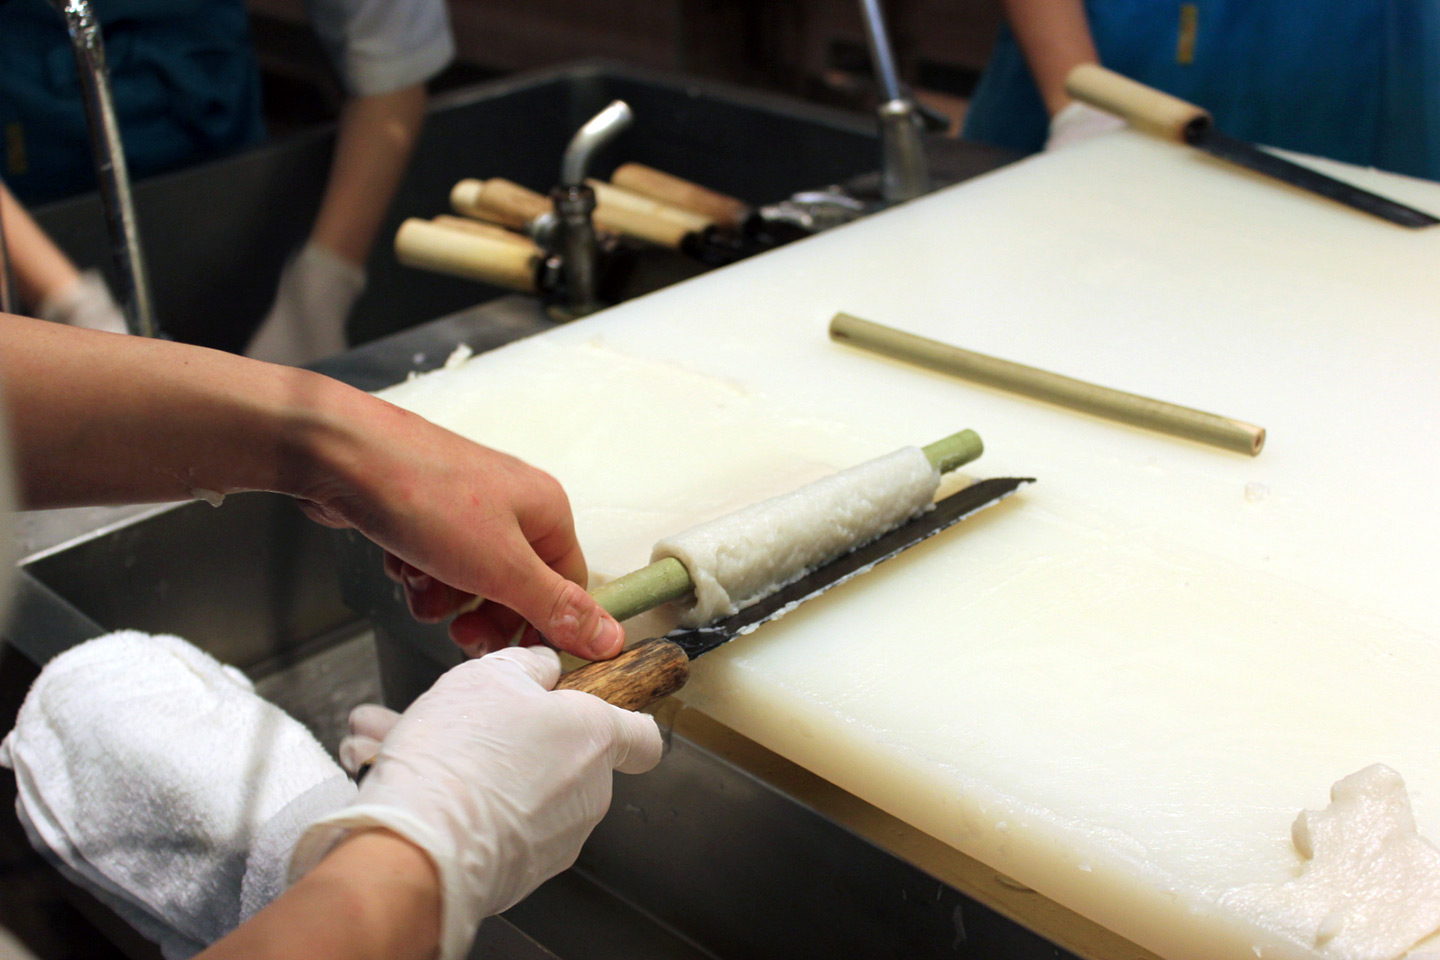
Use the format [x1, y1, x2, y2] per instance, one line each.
[830, 312, 1265, 457]
[590, 429, 983, 623]
[591, 557, 693, 624]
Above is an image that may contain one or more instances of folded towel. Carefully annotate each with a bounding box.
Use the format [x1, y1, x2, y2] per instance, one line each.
[0, 631, 356, 959]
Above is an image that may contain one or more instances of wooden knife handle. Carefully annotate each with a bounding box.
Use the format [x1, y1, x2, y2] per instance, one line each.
[1065, 64, 1211, 142]
[432, 215, 535, 248]
[450, 179, 518, 229]
[449, 178, 553, 228]
[593, 201, 691, 250]
[555, 637, 691, 710]
[478, 178, 553, 225]
[394, 218, 540, 293]
[612, 163, 750, 231]
[587, 179, 715, 233]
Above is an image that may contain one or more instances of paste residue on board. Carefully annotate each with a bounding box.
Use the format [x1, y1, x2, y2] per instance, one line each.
[652, 445, 939, 626]
[1220, 764, 1440, 960]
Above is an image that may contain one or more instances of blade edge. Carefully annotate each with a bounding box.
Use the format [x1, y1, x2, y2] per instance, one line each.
[669, 476, 1033, 659]
[1197, 131, 1439, 228]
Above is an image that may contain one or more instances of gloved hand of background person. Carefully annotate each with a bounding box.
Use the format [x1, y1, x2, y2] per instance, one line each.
[291, 647, 662, 960]
[36, 269, 129, 335]
[1045, 100, 1125, 151]
[246, 242, 365, 366]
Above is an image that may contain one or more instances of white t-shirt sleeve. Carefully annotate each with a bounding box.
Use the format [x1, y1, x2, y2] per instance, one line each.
[307, 0, 455, 97]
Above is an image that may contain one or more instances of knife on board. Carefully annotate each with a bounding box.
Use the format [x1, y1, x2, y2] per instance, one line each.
[1065, 64, 1440, 229]
[556, 476, 1033, 710]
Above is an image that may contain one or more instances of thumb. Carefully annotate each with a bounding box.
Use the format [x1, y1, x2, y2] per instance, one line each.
[482, 645, 564, 689]
[493, 552, 624, 661]
[600, 702, 664, 774]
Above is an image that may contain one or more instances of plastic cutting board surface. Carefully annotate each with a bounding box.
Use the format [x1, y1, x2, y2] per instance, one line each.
[381, 131, 1440, 960]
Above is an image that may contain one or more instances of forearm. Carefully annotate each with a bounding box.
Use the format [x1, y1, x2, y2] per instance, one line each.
[0, 313, 371, 508]
[310, 85, 428, 266]
[198, 830, 441, 960]
[1001, 0, 1098, 116]
[1, 183, 81, 311]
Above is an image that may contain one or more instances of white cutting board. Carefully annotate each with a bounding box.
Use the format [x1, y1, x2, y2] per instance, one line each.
[382, 131, 1440, 960]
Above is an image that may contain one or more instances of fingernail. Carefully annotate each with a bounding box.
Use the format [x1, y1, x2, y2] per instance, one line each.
[588, 617, 623, 659]
[402, 569, 433, 592]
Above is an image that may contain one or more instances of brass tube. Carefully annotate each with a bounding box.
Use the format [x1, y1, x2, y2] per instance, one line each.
[830, 312, 1264, 456]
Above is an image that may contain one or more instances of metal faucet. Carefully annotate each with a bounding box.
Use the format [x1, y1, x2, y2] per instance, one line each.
[857, 0, 928, 203]
[551, 100, 633, 317]
[47, 0, 158, 336]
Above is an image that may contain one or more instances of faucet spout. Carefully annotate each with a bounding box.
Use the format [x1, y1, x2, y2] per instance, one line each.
[48, 0, 158, 337]
[560, 101, 633, 188]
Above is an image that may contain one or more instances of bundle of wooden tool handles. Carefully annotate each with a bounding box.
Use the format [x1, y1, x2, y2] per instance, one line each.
[394, 164, 751, 293]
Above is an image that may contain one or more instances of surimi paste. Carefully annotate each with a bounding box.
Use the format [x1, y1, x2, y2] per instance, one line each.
[652, 445, 940, 627]
[1220, 765, 1440, 960]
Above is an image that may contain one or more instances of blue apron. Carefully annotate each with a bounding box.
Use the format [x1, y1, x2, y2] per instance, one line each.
[0, 0, 264, 203]
[963, 0, 1440, 182]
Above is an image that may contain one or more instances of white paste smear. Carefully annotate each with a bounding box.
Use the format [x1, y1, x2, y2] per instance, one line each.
[652, 445, 940, 627]
[1220, 764, 1440, 960]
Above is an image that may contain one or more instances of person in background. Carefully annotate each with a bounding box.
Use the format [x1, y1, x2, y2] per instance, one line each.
[0, 312, 660, 959]
[0, 0, 454, 363]
[0, 182, 128, 334]
[963, 0, 1440, 182]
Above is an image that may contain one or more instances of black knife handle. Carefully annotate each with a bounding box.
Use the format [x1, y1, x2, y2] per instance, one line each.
[555, 637, 691, 711]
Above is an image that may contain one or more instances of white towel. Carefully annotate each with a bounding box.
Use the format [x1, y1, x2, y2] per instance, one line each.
[0, 631, 356, 958]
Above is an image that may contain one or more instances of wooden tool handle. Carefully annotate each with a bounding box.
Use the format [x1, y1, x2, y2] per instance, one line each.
[450, 179, 518, 228]
[587, 179, 715, 233]
[1065, 64, 1211, 142]
[432, 215, 535, 248]
[555, 637, 691, 710]
[480, 178, 554, 224]
[613, 163, 750, 231]
[593, 202, 691, 249]
[395, 218, 540, 293]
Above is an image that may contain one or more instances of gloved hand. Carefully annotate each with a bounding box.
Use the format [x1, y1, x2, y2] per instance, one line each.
[336, 702, 399, 775]
[246, 242, 365, 366]
[291, 647, 662, 960]
[1046, 100, 1126, 151]
[36, 269, 129, 335]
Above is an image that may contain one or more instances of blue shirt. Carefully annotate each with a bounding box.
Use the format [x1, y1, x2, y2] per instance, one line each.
[0, 0, 264, 203]
[963, 0, 1440, 182]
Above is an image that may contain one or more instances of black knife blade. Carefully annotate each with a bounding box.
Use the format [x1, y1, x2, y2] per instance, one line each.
[666, 475, 1034, 660]
[1191, 128, 1439, 229]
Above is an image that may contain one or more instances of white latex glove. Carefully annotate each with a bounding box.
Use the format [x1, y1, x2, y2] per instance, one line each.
[337, 702, 399, 775]
[1046, 100, 1126, 151]
[36, 269, 129, 335]
[291, 646, 662, 960]
[246, 242, 364, 366]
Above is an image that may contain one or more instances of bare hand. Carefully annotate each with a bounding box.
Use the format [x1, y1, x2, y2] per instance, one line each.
[296, 397, 624, 661]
